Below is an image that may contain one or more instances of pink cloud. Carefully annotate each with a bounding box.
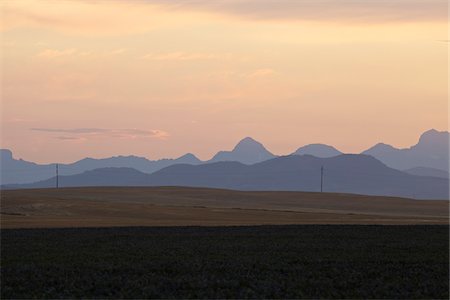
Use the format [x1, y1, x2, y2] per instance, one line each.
[31, 128, 170, 140]
[246, 68, 276, 78]
[36, 48, 78, 58]
[142, 52, 229, 61]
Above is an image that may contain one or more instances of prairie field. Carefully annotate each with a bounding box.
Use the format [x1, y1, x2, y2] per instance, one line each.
[1, 187, 448, 228]
[1, 187, 448, 298]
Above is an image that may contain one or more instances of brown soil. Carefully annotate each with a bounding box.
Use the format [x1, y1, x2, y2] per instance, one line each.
[1, 187, 448, 228]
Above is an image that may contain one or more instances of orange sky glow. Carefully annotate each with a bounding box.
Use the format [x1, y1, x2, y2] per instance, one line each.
[1, 0, 448, 163]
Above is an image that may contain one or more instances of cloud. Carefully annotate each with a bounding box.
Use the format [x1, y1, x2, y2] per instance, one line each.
[36, 48, 126, 59]
[55, 136, 84, 140]
[109, 48, 127, 55]
[31, 128, 169, 140]
[0, 0, 191, 37]
[32, 128, 108, 134]
[149, 0, 447, 24]
[55, 136, 87, 142]
[1, 0, 445, 40]
[4, 117, 34, 123]
[246, 68, 275, 78]
[2, 40, 16, 47]
[36, 48, 85, 58]
[141, 52, 228, 61]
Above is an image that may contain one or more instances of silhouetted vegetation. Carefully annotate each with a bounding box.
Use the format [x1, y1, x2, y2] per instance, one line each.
[1, 225, 448, 299]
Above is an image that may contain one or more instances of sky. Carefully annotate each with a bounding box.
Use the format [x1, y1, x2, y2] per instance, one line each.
[1, 0, 448, 163]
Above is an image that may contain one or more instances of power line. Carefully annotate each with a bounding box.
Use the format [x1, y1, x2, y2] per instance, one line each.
[56, 164, 59, 189]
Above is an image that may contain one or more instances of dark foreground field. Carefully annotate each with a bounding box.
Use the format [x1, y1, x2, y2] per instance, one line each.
[1, 225, 448, 299]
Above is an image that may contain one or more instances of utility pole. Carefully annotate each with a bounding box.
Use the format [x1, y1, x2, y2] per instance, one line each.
[320, 166, 324, 192]
[56, 163, 59, 189]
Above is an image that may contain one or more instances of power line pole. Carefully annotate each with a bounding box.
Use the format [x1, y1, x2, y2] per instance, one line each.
[320, 166, 324, 192]
[56, 164, 59, 189]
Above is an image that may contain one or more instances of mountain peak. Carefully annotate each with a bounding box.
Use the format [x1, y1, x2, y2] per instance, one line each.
[233, 137, 264, 151]
[362, 129, 449, 171]
[422, 128, 440, 135]
[417, 129, 448, 145]
[412, 129, 449, 155]
[1, 149, 13, 160]
[176, 153, 201, 163]
[210, 137, 275, 164]
[370, 143, 397, 151]
[293, 143, 342, 158]
[241, 136, 257, 142]
[178, 153, 196, 159]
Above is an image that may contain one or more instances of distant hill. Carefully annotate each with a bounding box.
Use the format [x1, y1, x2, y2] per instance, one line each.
[149, 154, 448, 199]
[0, 149, 201, 185]
[292, 144, 342, 158]
[7, 154, 448, 200]
[209, 137, 276, 164]
[60, 153, 201, 176]
[403, 167, 449, 179]
[362, 129, 449, 171]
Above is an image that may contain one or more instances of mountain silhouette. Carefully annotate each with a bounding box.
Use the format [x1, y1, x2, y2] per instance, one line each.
[7, 154, 448, 200]
[403, 167, 449, 179]
[209, 137, 276, 164]
[292, 144, 342, 158]
[362, 129, 449, 171]
[2, 129, 448, 185]
[62, 153, 201, 175]
[4, 167, 149, 188]
[0, 150, 201, 185]
[1, 149, 56, 184]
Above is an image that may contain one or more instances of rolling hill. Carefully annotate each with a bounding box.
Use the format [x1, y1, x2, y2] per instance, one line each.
[6, 154, 448, 200]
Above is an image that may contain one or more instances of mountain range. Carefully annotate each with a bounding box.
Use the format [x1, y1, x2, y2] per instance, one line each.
[1, 129, 448, 187]
[0, 149, 201, 185]
[362, 129, 449, 172]
[6, 154, 448, 200]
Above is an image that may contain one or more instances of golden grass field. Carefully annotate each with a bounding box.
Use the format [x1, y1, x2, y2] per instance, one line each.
[1, 187, 448, 228]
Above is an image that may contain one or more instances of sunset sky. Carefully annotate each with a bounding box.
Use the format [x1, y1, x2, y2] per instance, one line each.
[1, 0, 447, 163]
